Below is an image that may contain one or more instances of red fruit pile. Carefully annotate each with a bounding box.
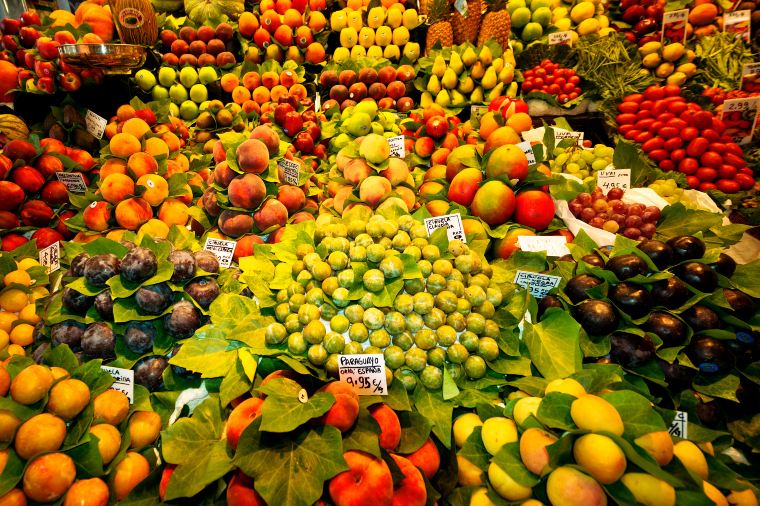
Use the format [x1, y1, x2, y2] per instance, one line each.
[702, 87, 760, 107]
[617, 0, 664, 46]
[262, 94, 326, 157]
[616, 84, 755, 194]
[158, 23, 237, 68]
[521, 59, 582, 104]
[320, 65, 416, 113]
[569, 187, 661, 240]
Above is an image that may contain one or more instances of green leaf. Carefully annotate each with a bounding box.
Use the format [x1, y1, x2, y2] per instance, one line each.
[694, 374, 740, 402]
[492, 442, 540, 487]
[220, 359, 251, 408]
[342, 407, 382, 458]
[233, 421, 348, 506]
[654, 203, 723, 240]
[42, 343, 79, 372]
[507, 377, 549, 397]
[0, 449, 24, 496]
[605, 432, 684, 487]
[730, 259, 760, 299]
[523, 311, 582, 380]
[396, 411, 432, 454]
[414, 387, 453, 449]
[107, 262, 174, 299]
[536, 392, 577, 430]
[458, 427, 489, 471]
[168, 338, 239, 378]
[258, 379, 334, 433]
[601, 390, 667, 439]
[66, 434, 104, 476]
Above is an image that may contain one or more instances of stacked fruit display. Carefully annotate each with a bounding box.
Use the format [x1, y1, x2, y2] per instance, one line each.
[328, 3, 421, 62]
[610, 0, 664, 46]
[522, 58, 583, 104]
[550, 142, 615, 181]
[237, 0, 328, 64]
[507, 0, 611, 50]
[0, 253, 48, 356]
[567, 186, 661, 239]
[319, 60, 416, 112]
[615, 84, 755, 193]
[260, 92, 325, 158]
[39, 104, 100, 153]
[638, 41, 696, 85]
[156, 21, 238, 68]
[135, 65, 222, 121]
[416, 41, 516, 109]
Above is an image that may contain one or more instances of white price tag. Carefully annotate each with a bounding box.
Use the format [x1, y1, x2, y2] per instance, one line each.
[470, 105, 489, 121]
[314, 93, 321, 111]
[203, 237, 237, 268]
[39, 241, 60, 274]
[720, 97, 760, 145]
[338, 354, 387, 395]
[548, 31, 572, 45]
[101, 366, 134, 403]
[55, 172, 86, 193]
[597, 168, 631, 194]
[741, 62, 760, 92]
[668, 411, 688, 439]
[279, 158, 301, 186]
[514, 271, 561, 299]
[553, 128, 584, 145]
[424, 213, 466, 243]
[388, 135, 405, 158]
[85, 109, 107, 140]
[661, 9, 688, 44]
[516, 141, 537, 165]
[517, 236, 570, 257]
[724, 9, 751, 41]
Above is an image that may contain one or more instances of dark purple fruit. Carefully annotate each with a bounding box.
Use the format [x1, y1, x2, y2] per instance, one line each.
[573, 299, 619, 336]
[650, 277, 690, 309]
[686, 336, 734, 375]
[120, 247, 158, 283]
[51, 321, 86, 350]
[194, 250, 219, 273]
[169, 249, 196, 284]
[133, 355, 168, 392]
[537, 295, 563, 320]
[609, 282, 652, 318]
[695, 397, 721, 428]
[724, 288, 756, 320]
[657, 358, 695, 391]
[33, 342, 50, 364]
[581, 253, 605, 268]
[164, 300, 201, 339]
[605, 254, 648, 280]
[83, 254, 120, 287]
[124, 321, 156, 355]
[712, 253, 736, 278]
[667, 235, 706, 262]
[610, 332, 655, 368]
[93, 289, 113, 320]
[135, 283, 173, 315]
[81, 322, 115, 359]
[61, 287, 93, 315]
[184, 277, 220, 309]
[643, 311, 688, 346]
[69, 252, 90, 277]
[675, 262, 718, 293]
[565, 274, 603, 304]
[683, 305, 720, 331]
[637, 240, 673, 270]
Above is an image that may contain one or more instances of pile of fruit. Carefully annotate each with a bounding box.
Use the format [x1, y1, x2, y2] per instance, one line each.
[319, 60, 417, 113]
[522, 59, 583, 104]
[550, 142, 615, 181]
[156, 21, 239, 68]
[0, 252, 48, 356]
[567, 187, 661, 239]
[638, 41, 697, 86]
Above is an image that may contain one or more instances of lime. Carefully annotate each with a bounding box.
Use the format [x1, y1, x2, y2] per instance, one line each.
[404, 278, 425, 295]
[447, 343, 470, 364]
[320, 303, 337, 320]
[436, 325, 458, 347]
[420, 365, 443, 390]
[288, 332, 307, 355]
[435, 291, 459, 314]
[460, 331, 480, 353]
[464, 356, 487, 379]
[285, 314, 303, 334]
[532, 6, 552, 27]
[511, 7, 532, 28]
[521, 21, 543, 42]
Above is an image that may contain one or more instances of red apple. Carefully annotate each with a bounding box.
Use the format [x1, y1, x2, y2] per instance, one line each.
[36, 76, 55, 93]
[20, 11, 41, 26]
[58, 72, 81, 92]
[36, 36, 60, 60]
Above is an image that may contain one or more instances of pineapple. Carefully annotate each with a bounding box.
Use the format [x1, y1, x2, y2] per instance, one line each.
[452, 0, 482, 44]
[425, 0, 454, 54]
[477, 0, 511, 50]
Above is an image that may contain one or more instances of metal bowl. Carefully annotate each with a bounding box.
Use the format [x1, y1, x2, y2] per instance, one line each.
[58, 44, 147, 74]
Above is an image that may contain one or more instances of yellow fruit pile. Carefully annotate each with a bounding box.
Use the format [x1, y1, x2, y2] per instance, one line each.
[0, 258, 48, 357]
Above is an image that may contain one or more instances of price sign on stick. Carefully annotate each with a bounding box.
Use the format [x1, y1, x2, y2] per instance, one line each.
[720, 97, 760, 145]
[514, 271, 561, 299]
[39, 241, 60, 274]
[85, 109, 107, 139]
[518, 236, 570, 257]
[741, 62, 760, 92]
[424, 213, 466, 243]
[338, 355, 387, 395]
[56, 172, 86, 193]
[724, 10, 751, 41]
[549, 31, 572, 45]
[516, 141, 537, 165]
[597, 168, 631, 194]
[102, 366, 135, 403]
[388, 135, 405, 158]
[203, 237, 236, 268]
[279, 159, 301, 185]
[661, 9, 688, 44]
[668, 411, 688, 439]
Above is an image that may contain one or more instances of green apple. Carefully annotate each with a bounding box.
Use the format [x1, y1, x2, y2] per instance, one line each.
[169, 83, 188, 105]
[169, 103, 179, 117]
[189, 83, 208, 104]
[158, 66, 176, 87]
[198, 66, 218, 85]
[179, 100, 199, 120]
[151, 85, 169, 101]
[135, 69, 156, 91]
[179, 66, 198, 88]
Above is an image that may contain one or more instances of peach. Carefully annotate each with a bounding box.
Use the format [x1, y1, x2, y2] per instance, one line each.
[23, 453, 76, 503]
[431, 147, 450, 165]
[233, 234, 265, 261]
[127, 152, 159, 179]
[446, 144, 478, 182]
[379, 158, 409, 186]
[46, 378, 90, 420]
[333, 186, 354, 215]
[228, 174, 267, 210]
[121, 118, 150, 139]
[343, 158, 372, 185]
[317, 381, 360, 432]
[227, 471, 266, 506]
[369, 404, 401, 451]
[485, 144, 529, 181]
[329, 451, 393, 506]
[492, 228, 535, 259]
[136, 174, 169, 207]
[11, 364, 54, 405]
[0, 488, 25, 505]
[277, 185, 306, 214]
[129, 411, 162, 448]
[0, 368, 8, 397]
[100, 173, 135, 204]
[457, 455, 484, 486]
[214, 161, 236, 188]
[83, 201, 112, 232]
[115, 197, 152, 230]
[99, 158, 128, 179]
[250, 125, 280, 155]
[67, 149, 96, 171]
[93, 389, 130, 425]
[485, 126, 521, 152]
[462, 218, 488, 241]
[111, 452, 150, 501]
[253, 198, 288, 232]
[633, 431, 674, 466]
[519, 427, 558, 476]
[395, 186, 416, 211]
[0, 181, 25, 211]
[109, 133, 142, 158]
[138, 219, 170, 240]
[3, 139, 37, 162]
[14, 413, 66, 460]
[418, 181, 445, 201]
[219, 210, 255, 238]
[359, 176, 392, 208]
[236, 139, 270, 174]
[158, 198, 189, 227]
[144, 137, 170, 159]
[546, 466, 607, 506]
[202, 188, 221, 217]
[89, 424, 122, 464]
[390, 454, 426, 506]
[448, 167, 483, 206]
[404, 438, 440, 480]
[0, 410, 21, 443]
[414, 137, 435, 158]
[160, 131, 181, 153]
[471, 181, 516, 226]
[227, 397, 264, 450]
[64, 478, 109, 506]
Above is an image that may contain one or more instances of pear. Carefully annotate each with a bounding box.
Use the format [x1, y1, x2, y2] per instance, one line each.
[451, 90, 466, 106]
[487, 82, 504, 101]
[442, 68, 458, 90]
[499, 64, 515, 84]
[471, 86, 484, 103]
[403, 42, 420, 62]
[340, 27, 358, 48]
[503, 48, 516, 67]
[458, 76, 475, 94]
[479, 45, 493, 65]
[347, 10, 363, 31]
[420, 92, 434, 108]
[378, 112, 395, 129]
[435, 89, 451, 107]
[367, 7, 386, 29]
[351, 45, 367, 58]
[359, 27, 375, 48]
[344, 112, 372, 137]
[506, 81, 518, 98]
[449, 51, 464, 74]
[481, 67, 498, 90]
[432, 55, 447, 78]
[427, 75, 442, 94]
[386, 8, 402, 28]
[470, 61, 485, 80]
[333, 47, 351, 63]
[371, 122, 384, 135]
[462, 46, 478, 67]
[492, 57, 504, 73]
[330, 10, 347, 30]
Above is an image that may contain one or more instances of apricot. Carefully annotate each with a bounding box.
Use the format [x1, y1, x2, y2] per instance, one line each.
[545, 378, 586, 398]
[50, 367, 70, 380]
[621, 473, 675, 506]
[89, 423, 122, 464]
[83, 201, 112, 232]
[144, 137, 170, 159]
[122, 118, 151, 139]
[127, 152, 159, 179]
[0, 367, 9, 396]
[454, 413, 483, 448]
[229, 174, 267, 210]
[136, 174, 169, 207]
[481, 416, 518, 455]
[158, 198, 189, 227]
[390, 454, 426, 506]
[488, 461, 532, 501]
[513, 397, 542, 426]
[10, 364, 54, 405]
[0, 410, 21, 442]
[403, 438, 439, 480]
[15, 413, 66, 459]
[99, 173, 134, 205]
[114, 197, 152, 230]
[111, 452, 151, 501]
[342, 158, 372, 185]
[519, 428, 558, 476]
[64, 477, 110, 506]
[126, 411, 161, 448]
[109, 133, 142, 158]
[219, 210, 255, 238]
[226, 471, 266, 506]
[93, 389, 130, 425]
[138, 219, 170, 240]
[317, 381, 359, 432]
[369, 403, 401, 451]
[673, 440, 708, 480]
[573, 434, 626, 484]
[236, 139, 270, 174]
[253, 199, 288, 232]
[359, 175, 392, 208]
[329, 451, 393, 506]
[703, 481, 728, 506]
[0, 488, 25, 506]
[46, 378, 90, 420]
[380, 158, 410, 187]
[457, 455, 484, 486]
[546, 466, 606, 506]
[23, 452, 76, 503]
[277, 185, 306, 214]
[634, 431, 674, 466]
[226, 397, 264, 450]
[249, 125, 280, 155]
[570, 395, 624, 436]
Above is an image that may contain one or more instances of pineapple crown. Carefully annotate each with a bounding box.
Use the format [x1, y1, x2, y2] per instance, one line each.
[484, 0, 505, 12]
[428, 0, 451, 24]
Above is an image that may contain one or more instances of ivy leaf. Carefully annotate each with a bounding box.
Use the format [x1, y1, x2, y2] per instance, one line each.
[730, 259, 760, 299]
[41, 343, 79, 372]
[258, 379, 334, 433]
[414, 387, 454, 449]
[694, 374, 740, 402]
[654, 203, 723, 240]
[396, 411, 432, 454]
[536, 392, 577, 431]
[523, 311, 582, 381]
[492, 442, 540, 488]
[342, 407, 382, 458]
[233, 421, 348, 506]
[0, 449, 24, 496]
[66, 434, 104, 476]
[458, 427, 489, 471]
[220, 359, 251, 408]
[168, 338, 239, 379]
[601, 390, 667, 439]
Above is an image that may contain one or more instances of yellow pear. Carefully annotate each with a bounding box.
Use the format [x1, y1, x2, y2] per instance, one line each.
[330, 10, 347, 30]
[340, 27, 358, 48]
[367, 45, 384, 59]
[487, 82, 504, 101]
[403, 42, 420, 61]
[386, 8, 402, 28]
[458, 76, 475, 93]
[375, 26, 392, 46]
[392, 26, 409, 45]
[435, 89, 451, 107]
[432, 55, 447, 78]
[358, 27, 375, 48]
[492, 57, 504, 72]
[367, 6, 386, 28]
[449, 51, 464, 73]
[481, 67, 498, 90]
[402, 9, 419, 29]
[499, 64, 515, 84]
[442, 68, 458, 89]
[427, 75, 442, 94]
[351, 45, 366, 58]
[451, 89, 467, 105]
[471, 86, 484, 103]
[333, 47, 350, 63]
[479, 45, 493, 65]
[462, 46, 478, 67]
[347, 10, 363, 31]
[383, 44, 400, 60]
[470, 61, 485, 80]
[420, 92, 434, 108]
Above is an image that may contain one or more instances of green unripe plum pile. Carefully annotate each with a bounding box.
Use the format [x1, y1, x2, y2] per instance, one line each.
[551, 143, 614, 181]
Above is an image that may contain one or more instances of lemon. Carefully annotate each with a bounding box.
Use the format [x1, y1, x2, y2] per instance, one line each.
[521, 22, 544, 41]
[554, 17, 572, 31]
[10, 323, 33, 347]
[531, 6, 552, 27]
[19, 304, 40, 324]
[16, 258, 40, 271]
[333, 47, 351, 63]
[0, 289, 29, 313]
[552, 6, 568, 22]
[511, 7, 531, 28]
[570, 1, 595, 23]
[3, 270, 32, 287]
[576, 17, 600, 35]
[507, 0, 526, 15]
[0, 329, 8, 349]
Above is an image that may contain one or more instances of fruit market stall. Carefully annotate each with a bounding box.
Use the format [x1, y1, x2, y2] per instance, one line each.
[0, 0, 759, 504]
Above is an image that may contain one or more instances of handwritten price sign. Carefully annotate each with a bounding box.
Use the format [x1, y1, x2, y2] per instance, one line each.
[388, 135, 405, 158]
[424, 213, 466, 243]
[597, 168, 631, 194]
[338, 354, 387, 395]
[56, 172, 86, 193]
[518, 236, 570, 257]
[203, 237, 236, 268]
[85, 109, 107, 139]
[514, 271, 561, 299]
[548, 31, 572, 45]
[39, 241, 60, 274]
[102, 366, 135, 403]
[279, 159, 301, 186]
[720, 97, 759, 145]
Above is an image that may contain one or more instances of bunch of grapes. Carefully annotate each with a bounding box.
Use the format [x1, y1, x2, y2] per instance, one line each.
[648, 179, 685, 205]
[521, 59, 583, 104]
[568, 187, 661, 240]
[551, 144, 615, 181]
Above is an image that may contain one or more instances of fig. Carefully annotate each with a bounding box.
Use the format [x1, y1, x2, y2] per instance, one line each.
[605, 254, 648, 280]
[675, 262, 718, 293]
[194, 250, 219, 273]
[695, 398, 721, 428]
[61, 287, 93, 315]
[51, 321, 86, 349]
[650, 277, 690, 309]
[537, 295, 563, 320]
[565, 274, 603, 304]
[93, 289, 113, 321]
[169, 249, 196, 284]
[573, 299, 619, 336]
[685, 336, 735, 375]
[120, 247, 158, 283]
[133, 355, 169, 392]
[724, 288, 756, 320]
[712, 253, 736, 278]
[609, 282, 652, 318]
[81, 322, 115, 359]
[83, 254, 120, 287]
[33, 342, 50, 364]
[610, 332, 655, 368]
[666, 235, 706, 262]
[164, 300, 201, 339]
[637, 240, 673, 270]
[124, 321, 156, 355]
[643, 311, 688, 346]
[683, 305, 720, 331]
[135, 283, 174, 315]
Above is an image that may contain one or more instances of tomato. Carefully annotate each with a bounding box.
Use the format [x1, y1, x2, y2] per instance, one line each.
[545, 75, 555, 85]
[616, 113, 637, 125]
[635, 110, 653, 120]
[648, 149, 669, 162]
[678, 157, 699, 174]
[656, 112, 676, 123]
[664, 84, 681, 97]
[641, 137, 664, 152]
[711, 117, 726, 134]
[618, 124, 636, 136]
[639, 100, 654, 110]
[624, 129, 642, 140]
[650, 121, 664, 132]
[568, 75, 581, 85]
[701, 129, 720, 142]
[695, 167, 717, 182]
[625, 93, 644, 103]
[658, 126, 679, 139]
[523, 70, 534, 78]
[699, 182, 717, 192]
[635, 118, 655, 131]
[558, 94, 569, 104]
[533, 77, 544, 87]
[740, 167, 753, 176]
[686, 176, 700, 188]
[717, 165, 737, 179]
[715, 179, 741, 194]
[635, 131, 653, 143]
[700, 151, 723, 169]
[670, 149, 686, 163]
[721, 153, 745, 169]
[693, 110, 713, 129]
[708, 143, 727, 154]
[659, 159, 675, 171]
[724, 143, 744, 157]
[680, 127, 698, 141]
[644, 85, 665, 101]
[736, 173, 755, 190]
[535, 68, 546, 78]
[680, 111, 694, 123]
[563, 82, 575, 94]
[618, 102, 639, 114]
[669, 119, 687, 131]
[686, 137, 709, 157]
[668, 101, 688, 116]
[663, 137, 683, 151]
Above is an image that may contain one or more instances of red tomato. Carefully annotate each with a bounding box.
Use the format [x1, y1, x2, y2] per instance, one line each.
[668, 101, 688, 115]
[711, 117, 726, 134]
[680, 127, 699, 141]
[625, 93, 644, 103]
[664, 137, 683, 151]
[695, 167, 717, 182]
[686, 176, 700, 188]
[648, 149, 669, 162]
[659, 159, 675, 171]
[700, 151, 723, 169]
[650, 121, 665, 132]
[641, 137, 664, 152]
[715, 179, 741, 193]
[635, 118, 655, 131]
[708, 143, 727, 154]
[618, 124, 636, 136]
[724, 143, 744, 157]
[693, 110, 713, 130]
[671, 149, 686, 163]
[680, 111, 694, 122]
[624, 129, 642, 140]
[635, 131, 653, 143]
[702, 129, 720, 142]
[616, 113, 637, 125]
[618, 102, 639, 114]
[717, 165, 737, 179]
[659, 126, 679, 139]
[663, 84, 681, 97]
[657, 112, 676, 123]
[670, 119, 687, 131]
[639, 100, 654, 110]
[644, 85, 665, 101]
[699, 182, 717, 192]
[678, 157, 699, 174]
[686, 137, 709, 157]
[736, 173, 755, 190]
[635, 110, 653, 120]
[740, 167, 753, 176]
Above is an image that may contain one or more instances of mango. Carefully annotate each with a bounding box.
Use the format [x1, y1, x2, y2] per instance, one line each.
[488, 462, 532, 501]
[545, 378, 586, 398]
[546, 466, 606, 506]
[481, 417, 518, 455]
[673, 440, 708, 480]
[454, 413, 483, 448]
[572, 434, 626, 484]
[519, 428, 557, 476]
[570, 395, 624, 436]
[457, 455, 484, 486]
[634, 431, 674, 466]
[621, 473, 675, 506]
[513, 396, 542, 426]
